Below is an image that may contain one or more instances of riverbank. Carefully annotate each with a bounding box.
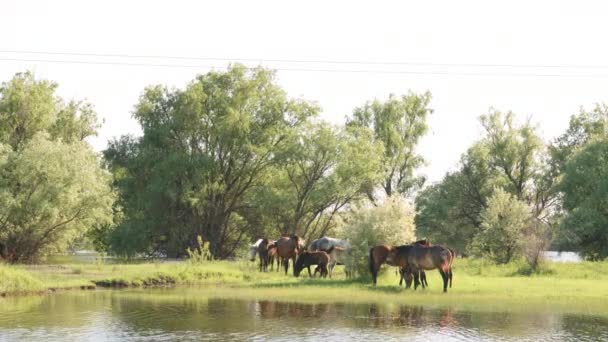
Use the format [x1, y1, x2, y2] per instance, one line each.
[2, 259, 608, 315]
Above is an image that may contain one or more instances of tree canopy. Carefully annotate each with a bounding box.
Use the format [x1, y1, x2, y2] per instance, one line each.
[0, 72, 114, 263]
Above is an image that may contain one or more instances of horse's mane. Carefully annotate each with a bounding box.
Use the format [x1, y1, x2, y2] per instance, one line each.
[251, 238, 264, 247]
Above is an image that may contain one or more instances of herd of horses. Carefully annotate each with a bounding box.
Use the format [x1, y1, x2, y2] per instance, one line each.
[249, 235, 456, 293]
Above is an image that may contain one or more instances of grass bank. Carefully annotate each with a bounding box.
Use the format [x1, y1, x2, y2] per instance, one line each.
[2, 259, 608, 315]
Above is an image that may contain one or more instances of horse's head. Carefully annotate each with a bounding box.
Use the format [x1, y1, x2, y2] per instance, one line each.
[293, 252, 308, 277]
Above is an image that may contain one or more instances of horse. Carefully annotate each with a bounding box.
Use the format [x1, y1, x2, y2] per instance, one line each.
[267, 242, 279, 271]
[249, 239, 263, 262]
[294, 248, 332, 278]
[257, 239, 275, 272]
[275, 234, 304, 275]
[369, 244, 413, 286]
[309, 236, 350, 252]
[406, 244, 454, 292]
[399, 239, 431, 287]
[316, 246, 351, 278]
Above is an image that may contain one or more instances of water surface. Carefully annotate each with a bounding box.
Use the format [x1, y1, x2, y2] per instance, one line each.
[1, 289, 607, 341]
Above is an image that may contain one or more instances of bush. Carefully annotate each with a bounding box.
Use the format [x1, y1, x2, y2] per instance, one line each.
[186, 236, 212, 264]
[337, 196, 416, 277]
[470, 188, 529, 264]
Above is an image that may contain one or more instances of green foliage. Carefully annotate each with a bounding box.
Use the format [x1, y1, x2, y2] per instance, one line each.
[0, 135, 115, 262]
[347, 91, 432, 199]
[471, 188, 530, 264]
[0, 72, 113, 263]
[186, 236, 212, 264]
[0, 72, 100, 150]
[559, 136, 608, 260]
[249, 122, 384, 238]
[550, 105, 608, 252]
[337, 196, 416, 276]
[416, 109, 554, 256]
[105, 65, 317, 258]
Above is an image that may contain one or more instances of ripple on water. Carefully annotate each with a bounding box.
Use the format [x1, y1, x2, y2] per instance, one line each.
[1, 291, 608, 341]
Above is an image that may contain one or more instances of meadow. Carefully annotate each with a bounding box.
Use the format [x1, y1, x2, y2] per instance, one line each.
[2, 258, 608, 316]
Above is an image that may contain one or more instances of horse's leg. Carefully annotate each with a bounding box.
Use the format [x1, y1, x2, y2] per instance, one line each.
[369, 248, 378, 286]
[413, 270, 421, 290]
[307, 265, 312, 277]
[422, 271, 428, 287]
[283, 258, 288, 275]
[439, 269, 448, 293]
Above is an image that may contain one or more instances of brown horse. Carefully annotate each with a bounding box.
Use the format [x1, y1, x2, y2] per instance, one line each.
[275, 234, 304, 275]
[267, 242, 279, 271]
[407, 245, 454, 292]
[294, 248, 332, 278]
[369, 244, 413, 286]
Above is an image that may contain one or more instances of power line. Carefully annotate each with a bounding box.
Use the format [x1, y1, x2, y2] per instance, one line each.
[2, 57, 608, 78]
[2, 49, 608, 70]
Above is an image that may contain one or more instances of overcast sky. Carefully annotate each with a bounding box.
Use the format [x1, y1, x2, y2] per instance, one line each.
[2, 0, 608, 183]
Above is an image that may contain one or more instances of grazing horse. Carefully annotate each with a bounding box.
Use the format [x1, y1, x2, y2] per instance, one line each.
[309, 236, 350, 252]
[249, 239, 263, 262]
[294, 248, 332, 278]
[369, 244, 413, 286]
[399, 239, 431, 288]
[407, 245, 454, 292]
[275, 234, 304, 275]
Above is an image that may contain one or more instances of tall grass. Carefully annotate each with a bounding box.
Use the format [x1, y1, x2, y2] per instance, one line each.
[0, 264, 45, 294]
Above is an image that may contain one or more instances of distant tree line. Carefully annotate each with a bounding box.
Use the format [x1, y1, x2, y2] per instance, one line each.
[0, 66, 607, 263]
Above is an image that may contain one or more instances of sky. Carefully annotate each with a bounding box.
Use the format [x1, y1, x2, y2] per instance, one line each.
[1, 0, 608, 183]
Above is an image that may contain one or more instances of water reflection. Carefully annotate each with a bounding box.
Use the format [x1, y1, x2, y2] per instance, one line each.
[1, 290, 608, 341]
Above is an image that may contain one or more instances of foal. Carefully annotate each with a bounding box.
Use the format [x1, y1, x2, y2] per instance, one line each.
[294, 247, 332, 278]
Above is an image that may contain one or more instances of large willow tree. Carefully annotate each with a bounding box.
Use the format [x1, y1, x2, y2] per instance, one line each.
[105, 65, 317, 258]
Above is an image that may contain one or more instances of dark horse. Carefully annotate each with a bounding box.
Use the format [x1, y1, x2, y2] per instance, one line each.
[399, 239, 431, 288]
[406, 245, 454, 292]
[294, 247, 332, 278]
[369, 244, 412, 286]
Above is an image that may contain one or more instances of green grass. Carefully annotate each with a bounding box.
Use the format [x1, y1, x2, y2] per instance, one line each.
[2, 258, 608, 316]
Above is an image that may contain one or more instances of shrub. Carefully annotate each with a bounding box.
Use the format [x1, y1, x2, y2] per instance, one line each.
[186, 236, 212, 264]
[470, 188, 530, 264]
[337, 196, 416, 277]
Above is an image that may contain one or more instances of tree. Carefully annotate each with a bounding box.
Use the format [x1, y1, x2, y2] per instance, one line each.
[0, 72, 113, 263]
[105, 65, 316, 258]
[470, 188, 530, 264]
[416, 109, 555, 256]
[0, 72, 99, 150]
[0, 135, 114, 262]
[347, 91, 432, 201]
[252, 123, 383, 240]
[549, 104, 608, 250]
[559, 137, 608, 260]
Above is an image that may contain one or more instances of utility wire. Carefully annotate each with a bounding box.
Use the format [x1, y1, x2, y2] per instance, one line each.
[2, 49, 608, 70]
[2, 57, 608, 78]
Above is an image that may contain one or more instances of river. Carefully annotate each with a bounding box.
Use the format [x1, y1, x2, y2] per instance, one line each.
[1, 288, 607, 341]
